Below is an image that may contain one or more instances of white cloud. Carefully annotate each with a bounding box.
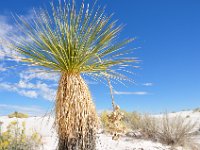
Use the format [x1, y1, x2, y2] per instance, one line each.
[0, 15, 20, 61]
[143, 82, 154, 87]
[0, 82, 38, 98]
[18, 90, 38, 98]
[18, 80, 57, 99]
[114, 90, 148, 95]
[0, 65, 6, 72]
[6, 80, 56, 101]
[133, 66, 140, 69]
[17, 80, 35, 89]
[0, 15, 57, 101]
[0, 104, 47, 116]
[0, 80, 56, 101]
[34, 82, 56, 101]
[20, 68, 60, 82]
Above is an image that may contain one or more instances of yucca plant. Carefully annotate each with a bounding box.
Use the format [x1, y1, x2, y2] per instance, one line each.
[9, 0, 136, 149]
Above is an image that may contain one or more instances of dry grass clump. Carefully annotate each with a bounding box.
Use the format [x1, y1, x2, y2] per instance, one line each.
[139, 114, 158, 139]
[193, 108, 200, 113]
[157, 114, 197, 147]
[0, 121, 42, 150]
[101, 111, 112, 132]
[122, 111, 141, 130]
[101, 110, 198, 148]
[138, 113, 198, 148]
[8, 111, 29, 118]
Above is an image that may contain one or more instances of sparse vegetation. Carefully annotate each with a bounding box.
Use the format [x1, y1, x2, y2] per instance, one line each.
[101, 111, 111, 132]
[0, 121, 42, 150]
[101, 110, 142, 131]
[101, 111, 199, 148]
[101, 107, 126, 139]
[193, 108, 200, 113]
[122, 111, 141, 130]
[101, 110, 141, 134]
[186, 115, 190, 118]
[8, 111, 29, 118]
[157, 114, 197, 147]
[139, 114, 158, 139]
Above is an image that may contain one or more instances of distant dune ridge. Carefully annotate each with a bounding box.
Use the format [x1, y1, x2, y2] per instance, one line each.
[0, 110, 200, 150]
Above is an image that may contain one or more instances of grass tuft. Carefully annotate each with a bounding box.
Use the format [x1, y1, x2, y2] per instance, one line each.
[8, 111, 29, 118]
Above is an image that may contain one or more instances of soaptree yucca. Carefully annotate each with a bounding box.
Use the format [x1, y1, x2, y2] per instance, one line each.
[10, 0, 136, 149]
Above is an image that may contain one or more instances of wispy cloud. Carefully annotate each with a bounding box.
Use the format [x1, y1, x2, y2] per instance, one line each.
[0, 104, 47, 116]
[0, 82, 38, 98]
[143, 82, 154, 87]
[0, 64, 6, 72]
[0, 14, 58, 102]
[0, 81, 56, 101]
[0, 15, 20, 61]
[19, 68, 60, 82]
[114, 90, 148, 95]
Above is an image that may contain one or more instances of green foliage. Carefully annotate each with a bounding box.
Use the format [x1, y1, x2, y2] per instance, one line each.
[10, 0, 136, 81]
[0, 121, 42, 150]
[8, 111, 29, 118]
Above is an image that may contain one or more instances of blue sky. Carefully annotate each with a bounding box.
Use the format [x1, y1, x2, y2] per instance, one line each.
[0, 0, 200, 116]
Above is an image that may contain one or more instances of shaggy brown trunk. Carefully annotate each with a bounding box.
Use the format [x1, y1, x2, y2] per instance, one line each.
[56, 73, 98, 150]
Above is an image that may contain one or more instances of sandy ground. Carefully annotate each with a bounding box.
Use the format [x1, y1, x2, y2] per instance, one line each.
[0, 111, 200, 150]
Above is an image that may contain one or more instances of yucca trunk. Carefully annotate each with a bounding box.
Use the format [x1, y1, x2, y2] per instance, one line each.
[55, 73, 98, 150]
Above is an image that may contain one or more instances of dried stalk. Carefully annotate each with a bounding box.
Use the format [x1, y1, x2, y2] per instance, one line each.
[106, 78, 124, 140]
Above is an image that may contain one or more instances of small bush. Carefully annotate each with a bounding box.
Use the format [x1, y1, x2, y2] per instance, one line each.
[0, 121, 42, 150]
[139, 114, 158, 139]
[193, 108, 200, 113]
[157, 114, 197, 146]
[100, 111, 111, 131]
[100, 107, 126, 140]
[101, 110, 141, 133]
[122, 111, 141, 130]
[101, 110, 198, 148]
[129, 113, 198, 148]
[8, 111, 29, 118]
[186, 115, 190, 118]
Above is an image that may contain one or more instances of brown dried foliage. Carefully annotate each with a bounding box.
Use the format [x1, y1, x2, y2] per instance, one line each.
[55, 73, 98, 150]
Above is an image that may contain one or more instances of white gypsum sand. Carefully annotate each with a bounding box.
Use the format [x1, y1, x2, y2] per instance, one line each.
[0, 110, 200, 150]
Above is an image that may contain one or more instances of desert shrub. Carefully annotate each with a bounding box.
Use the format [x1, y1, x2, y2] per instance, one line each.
[186, 115, 190, 118]
[100, 108, 126, 138]
[8, 111, 29, 118]
[133, 113, 198, 148]
[139, 114, 158, 139]
[100, 111, 110, 131]
[157, 114, 197, 146]
[0, 121, 42, 150]
[193, 108, 200, 113]
[101, 110, 142, 134]
[122, 111, 141, 130]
